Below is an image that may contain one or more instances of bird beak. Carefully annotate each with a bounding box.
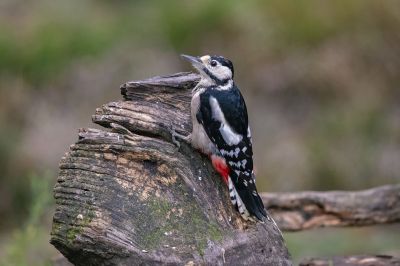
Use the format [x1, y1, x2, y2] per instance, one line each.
[181, 54, 203, 69]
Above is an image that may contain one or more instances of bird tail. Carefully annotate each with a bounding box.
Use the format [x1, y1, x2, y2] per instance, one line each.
[228, 173, 267, 221]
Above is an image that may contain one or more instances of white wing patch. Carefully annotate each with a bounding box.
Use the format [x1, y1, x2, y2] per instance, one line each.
[209, 96, 243, 146]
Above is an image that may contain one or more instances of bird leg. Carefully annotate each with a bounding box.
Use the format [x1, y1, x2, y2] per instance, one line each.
[169, 125, 192, 148]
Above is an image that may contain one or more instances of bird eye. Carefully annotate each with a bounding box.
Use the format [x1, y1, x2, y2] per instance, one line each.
[210, 60, 218, 67]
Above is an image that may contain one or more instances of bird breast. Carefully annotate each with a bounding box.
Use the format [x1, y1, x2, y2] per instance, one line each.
[190, 89, 216, 155]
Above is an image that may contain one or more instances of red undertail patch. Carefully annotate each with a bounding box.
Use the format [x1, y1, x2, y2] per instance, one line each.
[211, 155, 230, 185]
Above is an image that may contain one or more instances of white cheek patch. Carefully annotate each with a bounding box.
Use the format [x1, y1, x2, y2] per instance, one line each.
[213, 66, 232, 82]
[209, 96, 243, 146]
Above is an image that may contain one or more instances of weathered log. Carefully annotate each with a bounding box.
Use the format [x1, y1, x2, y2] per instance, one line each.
[50, 72, 291, 265]
[299, 254, 400, 266]
[261, 184, 400, 231]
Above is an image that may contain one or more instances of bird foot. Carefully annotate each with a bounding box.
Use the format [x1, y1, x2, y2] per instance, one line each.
[169, 124, 191, 149]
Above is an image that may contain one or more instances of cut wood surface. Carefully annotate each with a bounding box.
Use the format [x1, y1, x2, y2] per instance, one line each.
[50, 72, 291, 265]
[261, 184, 400, 231]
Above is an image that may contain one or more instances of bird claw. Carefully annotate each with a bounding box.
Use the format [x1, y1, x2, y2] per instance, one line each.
[171, 129, 181, 149]
[168, 123, 191, 149]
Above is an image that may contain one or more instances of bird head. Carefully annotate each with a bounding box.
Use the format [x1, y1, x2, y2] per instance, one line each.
[181, 54, 234, 85]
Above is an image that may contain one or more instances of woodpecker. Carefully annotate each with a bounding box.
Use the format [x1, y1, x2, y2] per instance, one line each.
[172, 54, 268, 222]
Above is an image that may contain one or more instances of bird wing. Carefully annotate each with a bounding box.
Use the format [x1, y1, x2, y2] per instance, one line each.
[196, 85, 266, 220]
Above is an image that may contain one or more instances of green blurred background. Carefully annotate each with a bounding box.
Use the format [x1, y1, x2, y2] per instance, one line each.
[0, 0, 399, 265]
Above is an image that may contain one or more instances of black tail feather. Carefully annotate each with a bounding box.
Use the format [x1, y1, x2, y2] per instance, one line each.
[234, 173, 267, 221]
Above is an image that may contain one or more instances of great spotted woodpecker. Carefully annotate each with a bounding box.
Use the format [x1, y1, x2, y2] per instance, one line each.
[172, 54, 268, 222]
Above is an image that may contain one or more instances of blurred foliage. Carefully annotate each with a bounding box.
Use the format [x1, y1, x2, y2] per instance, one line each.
[0, 0, 399, 264]
[0, 22, 115, 85]
[0, 174, 53, 266]
[285, 225, 400, 264]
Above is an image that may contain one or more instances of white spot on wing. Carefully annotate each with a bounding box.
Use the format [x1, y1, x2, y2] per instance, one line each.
[234, 147, 240, 158]
[209, 97, 243, 145]
[228, 160, 241, 168]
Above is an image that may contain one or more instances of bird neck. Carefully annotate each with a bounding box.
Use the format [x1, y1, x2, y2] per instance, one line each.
[197, 76, 233, 88]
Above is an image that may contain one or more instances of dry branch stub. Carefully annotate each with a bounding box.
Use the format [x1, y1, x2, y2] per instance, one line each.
[261, 184, 400, 232]
[299, 254, 400, 266]
[50, 72, 291, 265]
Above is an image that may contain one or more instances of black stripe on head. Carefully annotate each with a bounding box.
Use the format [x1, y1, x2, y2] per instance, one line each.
[211, 55, 234, 78]
[203, 68, 230, 85]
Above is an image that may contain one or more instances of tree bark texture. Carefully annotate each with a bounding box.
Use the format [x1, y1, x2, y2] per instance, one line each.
[50, 72, 291, 266]
[261, 184, 400, 232]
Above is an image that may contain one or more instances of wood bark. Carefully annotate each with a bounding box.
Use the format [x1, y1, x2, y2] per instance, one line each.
[50, 72, 291, 266]
[261, 184, 400, 231]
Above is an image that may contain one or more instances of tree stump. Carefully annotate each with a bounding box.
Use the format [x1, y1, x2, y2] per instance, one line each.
[50, 72, 291, 265]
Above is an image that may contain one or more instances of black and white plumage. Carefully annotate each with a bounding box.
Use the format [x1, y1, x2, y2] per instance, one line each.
[175, 54, 268, 222]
